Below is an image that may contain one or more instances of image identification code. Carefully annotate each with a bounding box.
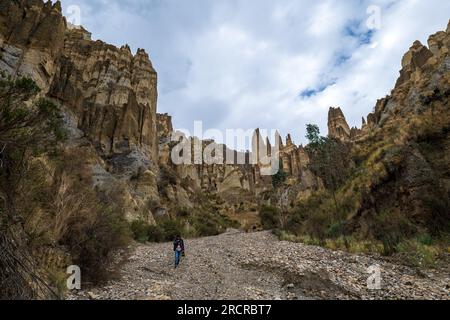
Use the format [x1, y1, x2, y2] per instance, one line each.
[177, 304, 272, 318]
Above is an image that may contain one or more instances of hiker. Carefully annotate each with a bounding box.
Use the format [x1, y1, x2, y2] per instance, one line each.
[173, 235, 185, 268]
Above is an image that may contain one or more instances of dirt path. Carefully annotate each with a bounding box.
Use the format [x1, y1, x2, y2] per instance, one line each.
[68, 230, 449, 300]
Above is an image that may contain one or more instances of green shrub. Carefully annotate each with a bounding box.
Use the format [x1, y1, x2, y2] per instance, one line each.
[259, 206, 280, 230]
[418, 233, 434, 246]
[130, 210, 237, 244]
[303, 210, 331, 241]
[147, 225, 165, 242]
[326, 221, 345, 238]
[47, 267, 69, 297]
[62, 207, 131, 284]
[324, 237, 347, 251]
[396, 240, 439, 268]
[188, 211, 236, 237]
[274, 229, 298, 242]
[420, 189, 450, 236]
[297, 234, 322, 246]
[130, 219, 184, 243]
[372, 210, 416, 255]
[272, 169, 288, 188]
[130, 220, 150, 243]
[285, 211, 304, 235]
[195, 219, 220, 237]
[159, 219, 184, 241]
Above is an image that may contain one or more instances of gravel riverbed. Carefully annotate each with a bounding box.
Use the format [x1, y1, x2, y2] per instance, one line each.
[68, 230, 450, 300]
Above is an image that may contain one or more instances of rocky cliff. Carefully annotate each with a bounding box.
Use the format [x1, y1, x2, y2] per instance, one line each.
[278, 21, 450, 250]
[2, 0, 448, 301]
[349, 21, 450, 234]
[1, 0, 448, 237]
[0, 0, 342, 224]
[1, 0, 158, 160]
[0, 0, 65, 90]
[155, 111, 323, 217]
[0, 0, 160, 222]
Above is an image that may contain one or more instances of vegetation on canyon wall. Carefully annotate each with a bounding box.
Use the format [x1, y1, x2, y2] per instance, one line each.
[263, 22, 450, 268]
[0, 75, 132, 298]
[0, 0, 448, 299]
[272, 100, 450, 267]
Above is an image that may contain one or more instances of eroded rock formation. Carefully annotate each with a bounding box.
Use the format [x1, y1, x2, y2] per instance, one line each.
[0, 0, 348, 220]
[0, 0, 159, 222]
[0, 0, 65, 90]
[1, 0, 448, 227]
[328, 107, 351, 141]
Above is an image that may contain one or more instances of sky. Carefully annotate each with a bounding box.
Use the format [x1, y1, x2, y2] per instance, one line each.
[60, 0, 450, 149]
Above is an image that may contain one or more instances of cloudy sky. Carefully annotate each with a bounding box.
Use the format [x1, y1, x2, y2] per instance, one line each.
[61, 0, 450, 148]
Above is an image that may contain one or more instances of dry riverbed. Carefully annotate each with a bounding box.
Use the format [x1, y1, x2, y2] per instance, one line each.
[68, 230, 450, 300]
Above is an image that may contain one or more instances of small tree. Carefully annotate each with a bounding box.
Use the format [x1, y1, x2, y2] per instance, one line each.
[272, 161, 288, 188]
[259, 206, 281, 230]
[305, 124, 324, 146]
[305, 124, 352, 217]
[0, 76, 66, 299]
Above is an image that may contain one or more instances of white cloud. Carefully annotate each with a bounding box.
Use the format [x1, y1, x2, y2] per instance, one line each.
[60, 0, 450, 147]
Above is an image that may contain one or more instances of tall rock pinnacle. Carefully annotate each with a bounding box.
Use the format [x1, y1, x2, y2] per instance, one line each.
[327, 107, 351, 141]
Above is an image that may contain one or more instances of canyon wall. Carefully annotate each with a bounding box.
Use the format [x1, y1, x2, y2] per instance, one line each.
[2, 0, 447, 227]
[0, 0, 159, 222]
[0, 0, 334, 220]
